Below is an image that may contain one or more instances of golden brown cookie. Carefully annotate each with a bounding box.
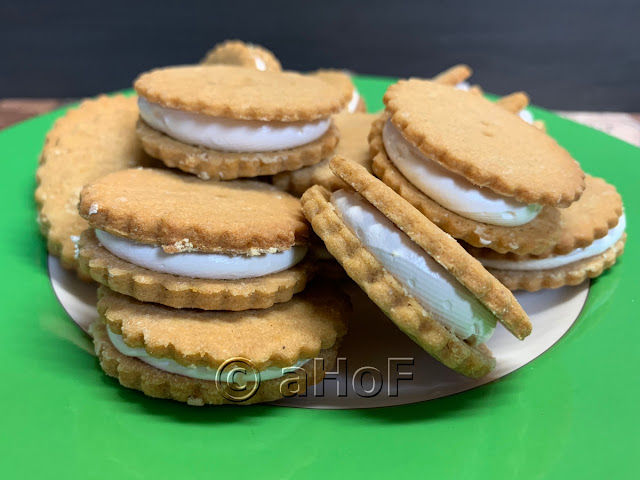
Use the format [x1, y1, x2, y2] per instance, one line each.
[370, 114, 563, 255]
[495, 92, 530, 113]
[91, 284, 349, 405]
[301, 156, 533, 378]
[201, 39, 282, 72]
[432, 64, 472, 85]
[383, 79, 585, 207]
[78, 229, 315, 311]
[134, 65, 349, 121]
[483, 235, 626, 292]
[136, 118, 339, 181]
[35, 95, 151, 277]
[310, 69, 367, 113]
[466, 175, 624, 259]
[464, 175, 626, 291]
[272, 112, 375, 196]
[79, 168, 308, 254]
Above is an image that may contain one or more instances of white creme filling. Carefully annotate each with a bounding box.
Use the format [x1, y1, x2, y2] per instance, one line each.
[331, 190, 497, 343]
[455, 82, 534, 125]
[480, 214, 627, 271]
[382, 119, 541, 226]
[107, 327, 308, 382]
[138, 97, 331, 152]
[95, 230, 307, 280]
[347, 89, 361, 113]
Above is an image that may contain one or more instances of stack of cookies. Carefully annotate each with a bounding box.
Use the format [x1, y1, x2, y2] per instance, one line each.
[35, 39, 627, 405]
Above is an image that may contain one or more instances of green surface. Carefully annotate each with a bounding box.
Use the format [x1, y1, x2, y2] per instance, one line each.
[1, 76, 638, 479]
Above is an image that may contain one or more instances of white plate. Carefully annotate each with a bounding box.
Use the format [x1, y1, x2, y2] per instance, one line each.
[49, 256, 588, 409]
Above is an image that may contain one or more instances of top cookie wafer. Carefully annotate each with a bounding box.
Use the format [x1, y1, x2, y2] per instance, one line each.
[329, 155, 531, 340]
[134, 65, 350, 121]
[384, 79, 585, 207]
[78, 168, 308, 254]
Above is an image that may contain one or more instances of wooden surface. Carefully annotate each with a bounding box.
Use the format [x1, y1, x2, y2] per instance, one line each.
[1, 98, 639, 147]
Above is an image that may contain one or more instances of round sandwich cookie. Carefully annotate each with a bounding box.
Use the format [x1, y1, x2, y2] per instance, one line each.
[301, 156, 532, 378]
[35, 95, 152, 279]
[370, 80, 586, 254]
[77, 168, 314, 311]
[271, 65, 480, 198]
[91, 284, 349, 406]
[273, 112, 376, 196]
[201, 39, 282, 72]
[310, 69, 367, 113]
[466, 175, 627, 291]
[134, 65, 349, 180]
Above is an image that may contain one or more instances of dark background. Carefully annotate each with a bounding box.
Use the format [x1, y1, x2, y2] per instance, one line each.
[2, 0, 639, 110]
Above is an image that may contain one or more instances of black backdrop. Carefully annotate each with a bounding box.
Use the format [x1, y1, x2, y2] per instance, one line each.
[2, 0, 639, 110]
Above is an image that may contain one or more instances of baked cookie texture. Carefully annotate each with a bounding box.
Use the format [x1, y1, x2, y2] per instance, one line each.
[92, 285, 349, 405]
[310, 69, 367, 112]
[201, 40, 282, 72]
[134, 65, 350, 121]
[383, 79, 585, 207]
[466, 175, 624, 259]
[329, 156, 531, 340]
[272, 112, 376, 196]
[301, 184, 495, 378]
[78, 229, 315, 311]
[465, 175, 626, 291]
[136, 118, 339, 181]
[35, 95, 151, 277]
[370, 114, 563, 255]
[78, 168, 309, 255]
[92, 321, 339, 406]
[98, 285, 348, 370]
[484, 236, 626, 292]
[301, 156, 532, 378]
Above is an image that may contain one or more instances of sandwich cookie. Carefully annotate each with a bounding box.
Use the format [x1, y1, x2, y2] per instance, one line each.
[91, 285, 349, 405]
[301, 156, 532, 378]
[310, 69, 367, 113]
[77, 168, 314, 310]
[201, 39, 282, 72]
[35, 95, 151, 278]
[466, 175, 627, 291]
[272, 65, 478, 198]
[134, 65, 349, 180]
[273, 112, 376, 196]
[371, 79, 586, 254]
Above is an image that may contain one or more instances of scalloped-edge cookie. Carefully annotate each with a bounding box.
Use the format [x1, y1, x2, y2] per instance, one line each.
[134, 65, 349, 121]
[35, 95, 151, 278]
[384, 79, 585, 207]
[78, 229, 315, 311]
[90, 281, 348, 405]
[97, 284, 349, 371]
[466, 175, 624, 259]
[272, 112, 375, 196]
[78, 168, 312, 310]
[201, 39, 282, 72]
[137, 118, 339, 180]
[485, 236, 626, 291]
[79, 168, 308, 254]
[301, 156, 533, 378]
[370, 115, 563, 255]
[309, 69, 367, 113]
